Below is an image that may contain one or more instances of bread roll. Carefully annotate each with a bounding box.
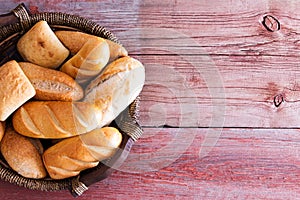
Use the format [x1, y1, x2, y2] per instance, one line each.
[84, 56, 145, 128]
[12, 101, 102, 139]
[0, 122, 5, 142]
[17, 21, 69, 69]
[0, 126, 47, 179]
[19, 62, 84, 101]
[43, 127, 122, 179]
[55, 30, 128, 63]
[60, 37, 110, 83]
[0, 60, 36, 121]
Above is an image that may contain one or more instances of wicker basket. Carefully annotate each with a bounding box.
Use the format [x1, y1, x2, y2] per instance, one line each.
[0, 3, 143, 197]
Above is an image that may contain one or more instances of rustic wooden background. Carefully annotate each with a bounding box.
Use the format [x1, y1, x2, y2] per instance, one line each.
[1, 0, 300, 199]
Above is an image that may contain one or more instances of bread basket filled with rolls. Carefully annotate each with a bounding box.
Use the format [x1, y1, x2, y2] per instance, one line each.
[0, 3, 144, 197]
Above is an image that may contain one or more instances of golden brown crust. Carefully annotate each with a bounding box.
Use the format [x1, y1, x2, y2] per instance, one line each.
[17, 21, 69, 69]
[19, 62, 84, 101]
[43, 127, 122, 179]
[60, 59, 102, 80]
[83, 56, 145, 128]
[105, 39, 129, 62]
[0, 126, 47, 179]
[85, 56, 142, 94]
[12, 101, 102, 139]
[55, 30, 128, 63]
[60, 37, 110, 83]
[0, 121, 5, 142]
[55, 31, 90, 54]
[0, 60, 36, 121]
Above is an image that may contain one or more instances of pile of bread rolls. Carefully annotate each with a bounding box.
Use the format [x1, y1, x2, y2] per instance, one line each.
[0, 21, 145, 180]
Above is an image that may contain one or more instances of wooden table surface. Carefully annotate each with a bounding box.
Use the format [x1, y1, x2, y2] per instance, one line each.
[1, 0, 300, 199]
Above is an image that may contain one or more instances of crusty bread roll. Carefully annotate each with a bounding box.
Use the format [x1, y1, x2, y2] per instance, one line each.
[84, 56, 145, 128]
[0, 126, 47, 179]
[0, 60, 36, 121]
[0, 122, 5, 142]
[12, 101, 102, 139]
[55, 30, 128, 63]
[43, 127, 122, 179]
[60, 37, 110, 83]
[19, 62, 84, 101]
[17, 21, 69, 69]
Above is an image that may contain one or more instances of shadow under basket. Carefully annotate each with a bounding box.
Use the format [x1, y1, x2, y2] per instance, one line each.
[0, 3, 143, 197]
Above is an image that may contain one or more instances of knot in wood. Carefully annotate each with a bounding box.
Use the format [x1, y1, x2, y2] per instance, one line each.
[274, 94, 284, 107]
[262, 15, 280, 32]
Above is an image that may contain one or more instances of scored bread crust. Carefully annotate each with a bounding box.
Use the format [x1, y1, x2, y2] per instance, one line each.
[60, 37, 110, 83]
[43, 127, 122, 179]
[12, 101, 102, 139]
[55, 30, 128, 63]
[84, 56, 145, 128]
[19, 62, 84, 101]
[85, 56, 143, 94]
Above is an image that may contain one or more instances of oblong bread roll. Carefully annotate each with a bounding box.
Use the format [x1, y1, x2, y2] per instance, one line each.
[19, 62, 84, 101]
[12, 101, 102, 139]
[43, 127, 122, 179]
[60, 60, 103, 80]
[0, 126, 47, 179]
[55, 30, 128, 63]
[84, 56, 145, 128]
[60, 37, 110, 82]
[17, 21, 69, 69]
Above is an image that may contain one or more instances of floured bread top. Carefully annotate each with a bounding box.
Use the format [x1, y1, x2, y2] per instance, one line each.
[0, 60, 35, 121]
[17, 21, 70, 69]
[84, 56, 145, 127]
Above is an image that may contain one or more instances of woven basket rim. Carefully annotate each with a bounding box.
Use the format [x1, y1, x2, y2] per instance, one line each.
[0, 6, 142, 196]
[0, 9, 119, 42]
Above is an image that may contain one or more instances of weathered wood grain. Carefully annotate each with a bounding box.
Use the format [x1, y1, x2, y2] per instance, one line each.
[2, 0, 300, 56]
[1, 0, 300, 199]
[0, 128, 299, 199]
[137, 54, 300, 128]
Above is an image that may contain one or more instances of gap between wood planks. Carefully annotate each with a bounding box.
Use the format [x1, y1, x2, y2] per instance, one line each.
[130, 53, 300, 57]
[142, 125, 300, 129]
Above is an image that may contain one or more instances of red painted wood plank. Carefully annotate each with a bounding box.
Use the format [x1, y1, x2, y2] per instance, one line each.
[0, 1, 300, 200]
[136, 54, 300, 128]
[0, 128, 299, 199]
[2, 0, 300, 56]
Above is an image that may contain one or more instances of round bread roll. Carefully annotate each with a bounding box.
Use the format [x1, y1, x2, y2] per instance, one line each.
[0, 126, 47, 179]
[17, 21, 70, 69]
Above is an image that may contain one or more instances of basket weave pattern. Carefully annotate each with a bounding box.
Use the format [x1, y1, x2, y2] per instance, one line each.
[0, 4, 142, 196]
